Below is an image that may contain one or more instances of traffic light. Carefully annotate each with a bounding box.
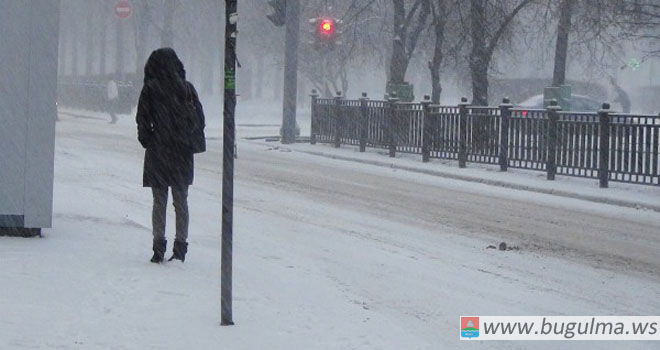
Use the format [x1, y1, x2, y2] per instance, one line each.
[309, 17, 341, 48]
[267, 0, 286, 27]
[318, 19, 335, 38]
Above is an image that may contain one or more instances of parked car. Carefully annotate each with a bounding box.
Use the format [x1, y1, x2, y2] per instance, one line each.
[518, 94, 604, 112]
[517, 95, 655, 125]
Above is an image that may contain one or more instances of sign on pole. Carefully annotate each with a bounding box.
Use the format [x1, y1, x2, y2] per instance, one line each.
[115, 0, 132, 19]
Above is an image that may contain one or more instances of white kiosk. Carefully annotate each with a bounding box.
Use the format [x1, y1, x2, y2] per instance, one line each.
[0, 1, 60, 236]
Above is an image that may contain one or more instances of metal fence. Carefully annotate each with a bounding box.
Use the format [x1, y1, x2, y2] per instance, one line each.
[310, 92, 660, 187]
[57, 75, 139, 114]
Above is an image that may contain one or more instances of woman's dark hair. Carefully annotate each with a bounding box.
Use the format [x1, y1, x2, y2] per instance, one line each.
[143, 48, 187, 100]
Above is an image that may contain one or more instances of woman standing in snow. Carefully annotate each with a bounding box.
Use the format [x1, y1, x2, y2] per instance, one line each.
[136, 48, 205, 263]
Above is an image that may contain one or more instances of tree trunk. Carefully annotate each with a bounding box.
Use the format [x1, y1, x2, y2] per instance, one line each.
[429, 2, 447, 104]
[469, 0, 488, 106]
[429, 58, 443, 104]
[471, 62, 489, 106]
[552, 0, 574, 86]
[341, 70, 349, 97]
[469, 0, 490, 152]
[469, 0, 533, 105]
[388, 0, 408, 84]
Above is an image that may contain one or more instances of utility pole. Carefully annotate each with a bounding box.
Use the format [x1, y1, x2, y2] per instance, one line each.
[221, 0, 237, 327]
[281, 0, 300, 144]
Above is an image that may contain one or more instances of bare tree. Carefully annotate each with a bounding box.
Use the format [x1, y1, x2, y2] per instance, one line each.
[548, 0, 659, 82]
[627, 1, 660, 58]
[388, 0, 431, 86]
[427, 0, 463, 103]
[552, 0, 575, 86]
[466, 0, 535, 105]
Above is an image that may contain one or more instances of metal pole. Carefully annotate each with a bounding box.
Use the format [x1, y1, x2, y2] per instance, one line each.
[221, 0, 237, 327]
[499, 97, 512, 172]
[598, 103, 611, 188]
[281, 0, 300, 144]
[546, 99, 560, 181]
[458, 97, 469, 168]
[359, 92, 369, 152]
[387, 95, 399, 158]
[421, 95, 432, 163]
[334, 92, 343, 148]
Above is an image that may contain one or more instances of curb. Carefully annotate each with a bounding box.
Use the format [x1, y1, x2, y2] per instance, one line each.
[249, 140, 660, 213]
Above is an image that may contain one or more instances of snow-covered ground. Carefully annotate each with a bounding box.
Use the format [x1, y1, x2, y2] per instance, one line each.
[1, 108, 659, 349]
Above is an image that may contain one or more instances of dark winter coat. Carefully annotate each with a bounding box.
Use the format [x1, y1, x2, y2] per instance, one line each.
[136, 48, 201, 188]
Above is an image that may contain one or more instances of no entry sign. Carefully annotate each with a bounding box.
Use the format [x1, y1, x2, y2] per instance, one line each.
[115, 0, 132, 19]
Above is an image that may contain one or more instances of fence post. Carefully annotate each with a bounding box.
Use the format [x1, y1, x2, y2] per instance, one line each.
[458, 97, 469, 168]
[499, 97, 512, 171]
[546, 99, 561, 181]
[388, 93, 399, 158]
[598, 102, 611, 188]
[334, 91, 343, 148]
[421, 95, 432, 163]
[359, 92, 368, 152]
[310, 89, 319, 145]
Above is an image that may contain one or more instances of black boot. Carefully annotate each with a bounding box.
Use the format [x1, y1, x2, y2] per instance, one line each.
[168, 240, 188, 262]
[150, 239, 167, 263]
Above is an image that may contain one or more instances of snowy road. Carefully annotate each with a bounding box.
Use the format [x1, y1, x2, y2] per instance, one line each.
[1, 112, 659, 349]
[228, 141, 660, 276]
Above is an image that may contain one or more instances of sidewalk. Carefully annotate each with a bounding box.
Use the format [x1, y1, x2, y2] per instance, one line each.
[248, 139, 660, 213]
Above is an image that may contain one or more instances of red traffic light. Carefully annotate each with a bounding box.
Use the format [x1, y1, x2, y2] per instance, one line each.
[319, 19, 335, 36]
